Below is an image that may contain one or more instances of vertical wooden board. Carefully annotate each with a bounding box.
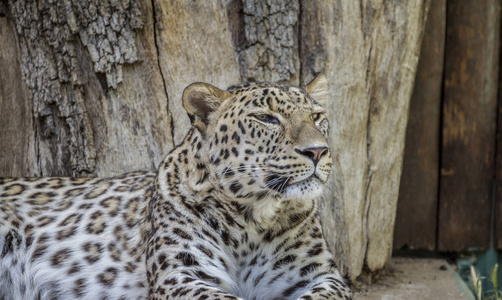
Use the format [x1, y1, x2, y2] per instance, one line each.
[497, 92, 502, 249]
[495, 16, 502, 250]
[438, 0, 500, 251]
[393, 0, 446, 251]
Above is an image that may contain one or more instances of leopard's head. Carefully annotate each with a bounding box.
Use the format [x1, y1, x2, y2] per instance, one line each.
[183, 75, 332, 223]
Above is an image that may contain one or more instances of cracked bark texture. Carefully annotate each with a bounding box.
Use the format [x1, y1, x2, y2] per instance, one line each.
[234, 0, 300, 83]
[1, 0, 172, 177]
[0, 0, 429, 280]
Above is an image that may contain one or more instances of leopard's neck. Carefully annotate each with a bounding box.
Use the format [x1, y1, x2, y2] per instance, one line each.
[156, 129, 212, 196]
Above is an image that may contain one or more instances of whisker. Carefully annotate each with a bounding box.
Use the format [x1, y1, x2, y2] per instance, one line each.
[219, 172, 272, 186]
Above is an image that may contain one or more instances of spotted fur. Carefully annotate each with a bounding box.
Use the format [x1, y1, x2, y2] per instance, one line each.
[0, 75, 352, 299]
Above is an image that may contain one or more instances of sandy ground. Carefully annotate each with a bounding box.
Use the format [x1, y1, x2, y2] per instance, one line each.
[353, 257, 473, 300]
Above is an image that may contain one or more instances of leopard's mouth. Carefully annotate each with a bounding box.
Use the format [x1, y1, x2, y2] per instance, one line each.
[282, 176, 324, 199]
[266, 171, 325, 195]
[265, 174, 292, 194]
[292, 174, 321, 186]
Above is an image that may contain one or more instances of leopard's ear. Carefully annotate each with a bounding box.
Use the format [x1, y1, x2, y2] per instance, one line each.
[305, 74, 328, 104]
[183, 82, 231, 135]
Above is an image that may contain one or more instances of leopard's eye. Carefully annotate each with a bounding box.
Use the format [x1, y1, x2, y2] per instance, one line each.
[311, 113, 322, 122]
[254, 114, 280, 125]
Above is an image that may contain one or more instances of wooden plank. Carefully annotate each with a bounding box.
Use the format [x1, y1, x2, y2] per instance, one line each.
[495, 16, 502, 250]
[393, 0, 446, 251]
[438, 0, 500, 251]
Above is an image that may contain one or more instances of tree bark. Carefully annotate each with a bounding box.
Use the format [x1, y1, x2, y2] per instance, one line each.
[0, 0, 429, 280]
[1, 0, 172, 177]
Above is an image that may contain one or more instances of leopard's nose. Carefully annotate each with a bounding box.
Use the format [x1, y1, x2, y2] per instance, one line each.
[295, 146, 328, 166]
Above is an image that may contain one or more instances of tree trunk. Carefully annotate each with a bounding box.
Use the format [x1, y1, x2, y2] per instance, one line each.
[0, 0, 429, 280]
[299, 1, 430, 280]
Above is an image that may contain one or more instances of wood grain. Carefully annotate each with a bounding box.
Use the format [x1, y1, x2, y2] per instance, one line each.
[438, 0, 500, 251]
[495, 4, 502, 250]
[300, 0, 430, 278]
[0, 13, 34, 177]
[393, 0, 446, 251]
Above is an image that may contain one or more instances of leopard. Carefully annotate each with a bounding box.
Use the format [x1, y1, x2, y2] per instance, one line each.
[0, 75, 352, 300]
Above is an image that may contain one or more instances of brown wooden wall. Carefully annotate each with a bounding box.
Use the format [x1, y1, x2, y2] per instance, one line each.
[394, 0, 501, 251]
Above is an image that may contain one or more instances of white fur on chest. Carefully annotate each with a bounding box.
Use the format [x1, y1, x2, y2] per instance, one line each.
[193, 229, 304, 300]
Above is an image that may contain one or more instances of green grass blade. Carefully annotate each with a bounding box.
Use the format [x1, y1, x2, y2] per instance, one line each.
[492, 264, 499, 299]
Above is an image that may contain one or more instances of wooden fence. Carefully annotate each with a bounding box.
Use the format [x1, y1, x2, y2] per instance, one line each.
[394, 0, 501, 251]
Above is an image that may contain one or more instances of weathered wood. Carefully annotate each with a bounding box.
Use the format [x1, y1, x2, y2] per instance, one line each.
[361, 0, 429, 274]
[0, 10, 34, 177]
[393, 0, 446, 251]
[438, 0, 500, 251]
[300, 0, 430, 279]
[154, 0, 242, 145]
[494, 7, 502, 250]
[497, 73, 502, 249]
